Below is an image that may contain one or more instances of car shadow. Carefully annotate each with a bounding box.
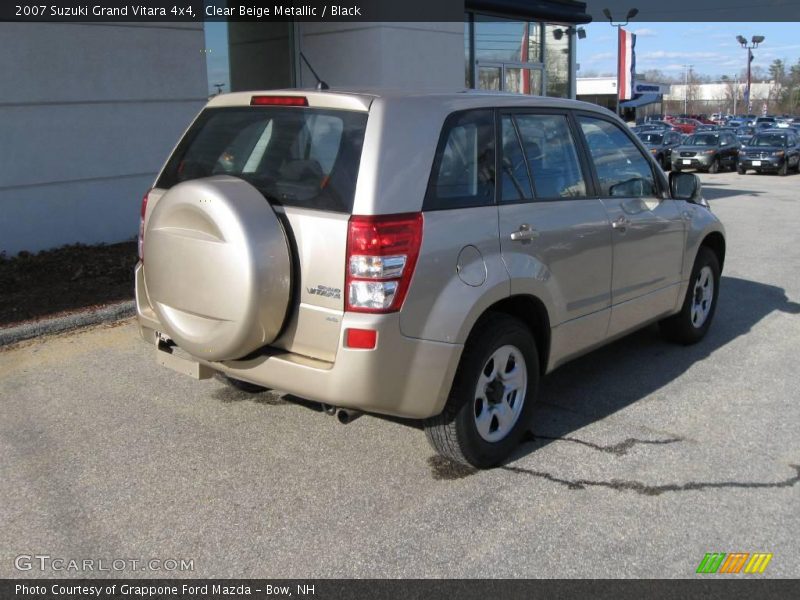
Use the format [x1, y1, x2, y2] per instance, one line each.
[700, 182, 765, 201]
[509, 276, 799, 462]
[209, 274, 798, 484]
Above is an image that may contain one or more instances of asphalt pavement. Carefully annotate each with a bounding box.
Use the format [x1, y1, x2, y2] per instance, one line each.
[1, 169, 798, 578]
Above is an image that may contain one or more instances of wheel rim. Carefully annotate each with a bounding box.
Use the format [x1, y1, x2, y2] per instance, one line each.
[473, 345, 527, 443]
[691, 266, 714, 328]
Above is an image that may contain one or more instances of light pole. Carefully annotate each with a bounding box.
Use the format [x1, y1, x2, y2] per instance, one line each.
[736, 34, 765, 115]
[682, 64, 693, 115]
[553, 26, 587, 99]
[603, 7, 638, 115]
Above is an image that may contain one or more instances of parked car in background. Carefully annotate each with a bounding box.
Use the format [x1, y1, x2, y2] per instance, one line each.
[134, 89, 726, 468]
[738, 129, 800, 175]
[755, 116, 776, 128]
[672, 131, 741, 173]
[637, 129, 683, 170]
[631, 121, 676, 134]
[671, 118, 703, 134]
[735, 126, 756, 145]
[695, 124, 719, 132]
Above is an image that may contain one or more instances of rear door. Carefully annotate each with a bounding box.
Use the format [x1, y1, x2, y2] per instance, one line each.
[152, 102, 369, 362]
[575, 113, 685, 337]
[497, 109, 612, 357]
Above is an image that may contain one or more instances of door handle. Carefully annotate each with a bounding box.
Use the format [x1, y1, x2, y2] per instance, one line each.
[510, 223, 539, 242]
[611, 216, 629, 232]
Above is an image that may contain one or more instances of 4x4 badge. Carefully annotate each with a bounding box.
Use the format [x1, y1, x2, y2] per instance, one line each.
[307, 285, 341, 299]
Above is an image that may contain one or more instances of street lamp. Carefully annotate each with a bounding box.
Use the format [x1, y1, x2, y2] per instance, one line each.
[737, 34, 765, 115]
[602, 8, 639, 26]
[603, 7, 639, 115]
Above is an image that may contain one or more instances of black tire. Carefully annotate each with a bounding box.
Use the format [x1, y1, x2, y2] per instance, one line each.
[662, 155, 671, 171]
[708, 157, 720, 174]
[424, 313, 539, 469]
[673, 165, 682, 172]
[779, 160, 788, 176]
[659, 247, 721, 345]
[737, 165, 746, 174]
[218, 374, 269, 393]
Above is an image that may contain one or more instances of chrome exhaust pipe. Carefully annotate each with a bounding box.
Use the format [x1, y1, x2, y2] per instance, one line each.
[321, 403, 337, 416]
[337, 409, 363, 424]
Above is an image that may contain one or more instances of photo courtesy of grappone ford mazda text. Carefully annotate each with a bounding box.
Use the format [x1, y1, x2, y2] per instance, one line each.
[135, 90, 726, 468]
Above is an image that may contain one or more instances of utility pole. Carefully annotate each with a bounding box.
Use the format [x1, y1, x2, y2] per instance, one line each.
[733, 74, 738, 115]
[683, 64, 693, 115]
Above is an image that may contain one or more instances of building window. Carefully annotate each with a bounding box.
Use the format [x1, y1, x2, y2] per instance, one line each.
[465, 12, 571, 99]
[473, 15, 541, 64]
[544, 24, 569, 99]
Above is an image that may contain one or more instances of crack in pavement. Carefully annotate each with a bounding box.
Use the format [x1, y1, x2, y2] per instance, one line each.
[526, 432, 685, 455]
[500, 464, 800, 496]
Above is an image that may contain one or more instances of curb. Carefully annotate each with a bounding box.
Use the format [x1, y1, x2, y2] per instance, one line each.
[0, 300, 136, 347]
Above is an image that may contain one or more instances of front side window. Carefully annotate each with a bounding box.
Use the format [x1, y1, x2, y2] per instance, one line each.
[424, 110, 495, 210]
[515, 113, 587, 199]
[578, 116, 658, 198]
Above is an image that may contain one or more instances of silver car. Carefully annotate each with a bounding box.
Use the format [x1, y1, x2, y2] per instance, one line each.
[136, 90, 725, 468]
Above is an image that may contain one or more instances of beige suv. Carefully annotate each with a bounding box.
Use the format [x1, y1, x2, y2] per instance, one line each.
[136, 90, 725, 468]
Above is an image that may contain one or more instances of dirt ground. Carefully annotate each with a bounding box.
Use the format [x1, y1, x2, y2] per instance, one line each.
[0, 241, 137, 327]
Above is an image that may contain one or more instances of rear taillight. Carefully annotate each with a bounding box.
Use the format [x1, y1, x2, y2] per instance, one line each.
[138, 191, 150, 261]
[345, 213, 423, 313]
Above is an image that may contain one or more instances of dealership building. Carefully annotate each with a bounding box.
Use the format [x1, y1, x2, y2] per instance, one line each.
[1, 0, 591, 255]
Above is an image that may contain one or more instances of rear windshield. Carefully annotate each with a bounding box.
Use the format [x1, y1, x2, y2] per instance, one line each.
[157, 107, 368, 213]
[637, 133, 663, 144]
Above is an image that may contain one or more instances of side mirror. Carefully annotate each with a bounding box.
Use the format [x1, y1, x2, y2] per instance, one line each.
[669, 171, 703, 203]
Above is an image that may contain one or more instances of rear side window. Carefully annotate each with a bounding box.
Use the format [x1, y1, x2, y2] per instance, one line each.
[578, 116, 658, 198]
[157, 107, 368, 213]
[500, 115, 534, 202]
[424, 110, 495, 210]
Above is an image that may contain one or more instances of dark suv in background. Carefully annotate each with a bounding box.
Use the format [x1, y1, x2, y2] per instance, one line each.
[672, 131, 740, 173]
[738, 130, 800, 175]
[637, 129, 683, 170]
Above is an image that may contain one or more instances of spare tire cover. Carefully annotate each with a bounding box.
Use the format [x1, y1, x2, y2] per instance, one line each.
[143, 176, 292, 361]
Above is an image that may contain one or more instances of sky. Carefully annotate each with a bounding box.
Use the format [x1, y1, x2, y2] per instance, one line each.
[576, 22, 800, 80]
[204, 22, 229, 94]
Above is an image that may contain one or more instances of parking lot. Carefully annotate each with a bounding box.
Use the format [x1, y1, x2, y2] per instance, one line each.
[1, 169, 798, 579]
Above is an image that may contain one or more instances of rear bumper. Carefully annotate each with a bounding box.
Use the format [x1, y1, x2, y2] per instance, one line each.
[136, 263, 462, 419]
